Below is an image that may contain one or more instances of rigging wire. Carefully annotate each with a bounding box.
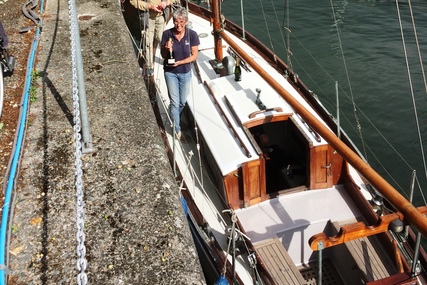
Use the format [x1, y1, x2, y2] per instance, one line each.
[258, 0, 275, 57]
[283, 0, 292, 69]
[329, 0, 368, 160]
[273, 3, 424, 194]
[266, 0, 287, 65]
[400, 0, 427, 180]
[285, 29, 421, 190]
[415, 177, 427, 206]
[258, 1, 426, 197]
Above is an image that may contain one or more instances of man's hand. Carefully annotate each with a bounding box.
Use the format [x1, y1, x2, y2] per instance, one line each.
[148, 4, 162, 12]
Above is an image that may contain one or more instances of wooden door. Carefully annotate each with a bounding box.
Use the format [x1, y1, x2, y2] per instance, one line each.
[242, 158, 266, 207]
[310, 145, 332, 189]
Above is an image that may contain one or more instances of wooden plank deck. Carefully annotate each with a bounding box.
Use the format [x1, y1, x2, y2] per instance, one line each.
[254, 238, 307, 285]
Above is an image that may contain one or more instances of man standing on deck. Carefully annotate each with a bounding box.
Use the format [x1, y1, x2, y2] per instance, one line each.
[160, 8, 199, 142]
[129, 0, 177, 75]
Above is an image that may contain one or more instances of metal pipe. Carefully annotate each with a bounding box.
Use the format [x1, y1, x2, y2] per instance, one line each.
[405, 170, 417, 239]
[411, 231, 422, 277]
[239, 0, 245, 40]
[336, 81, 340, 138]
[317, 241, 324, 285]
[69, 0, 93, 153]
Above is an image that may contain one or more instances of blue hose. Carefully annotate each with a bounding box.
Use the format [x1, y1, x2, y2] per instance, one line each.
[0, 5, 44, 283]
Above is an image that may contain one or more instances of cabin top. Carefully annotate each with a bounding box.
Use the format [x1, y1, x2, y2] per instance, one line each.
[183, 15, 332, 176]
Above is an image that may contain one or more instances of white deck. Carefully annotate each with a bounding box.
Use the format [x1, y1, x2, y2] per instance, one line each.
[153, 12, 331, 177]
[235, 187, 362, 266]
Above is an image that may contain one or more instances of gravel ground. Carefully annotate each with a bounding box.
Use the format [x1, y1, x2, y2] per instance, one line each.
[2, 0, 206, 284]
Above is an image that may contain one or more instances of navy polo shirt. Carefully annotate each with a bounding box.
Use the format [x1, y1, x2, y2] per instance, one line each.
[161, 28, 200, 74]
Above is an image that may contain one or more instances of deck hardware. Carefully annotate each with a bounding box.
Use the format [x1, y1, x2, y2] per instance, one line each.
[255, 88, 266, 110]
[405, 170, 417, 239]
[321, 163, 331, 169]
[317, 241, 324, 285]
[411, 231, 422, 277]
[247, 252, 257, 268]
[296, 114, 321, 142]
[248, 107, 283, 119]
[389, 219, 404, 233]
[366, 184, 384, 208]
[388, 219, 404, 233]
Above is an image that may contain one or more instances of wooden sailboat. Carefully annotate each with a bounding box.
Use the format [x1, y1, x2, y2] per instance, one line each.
[129, 0, 427, 283]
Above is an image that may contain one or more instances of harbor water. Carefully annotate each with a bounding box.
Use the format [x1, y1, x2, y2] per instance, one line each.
[220, 0, 427, 206]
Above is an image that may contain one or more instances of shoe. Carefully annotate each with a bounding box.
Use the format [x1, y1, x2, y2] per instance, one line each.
[176, 131, 191, 143]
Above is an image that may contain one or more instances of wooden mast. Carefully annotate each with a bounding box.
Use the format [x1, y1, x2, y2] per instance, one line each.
[212, 0, 223, 61]
[218, 30, 427, 238]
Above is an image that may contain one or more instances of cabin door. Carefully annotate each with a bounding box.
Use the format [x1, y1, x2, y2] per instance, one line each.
[310, 145, 332, 189]
[242, 158, 266, 207]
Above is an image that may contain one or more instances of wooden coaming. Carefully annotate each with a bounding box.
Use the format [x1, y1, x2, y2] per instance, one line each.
[224, 171, 240, 209]
[366, 272, 424, 285]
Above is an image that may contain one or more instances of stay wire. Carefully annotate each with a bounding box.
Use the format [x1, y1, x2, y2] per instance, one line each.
[258, 0, 275, 57]
[396, 1, 427, 181]
[274, 3, 421, 192]
[329, 0, 367, 160]
[405, 0, 427, 180]
[266, 0, 287, 65]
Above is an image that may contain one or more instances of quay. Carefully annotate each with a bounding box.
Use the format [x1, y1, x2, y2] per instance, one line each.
[7, 0, 205, 283]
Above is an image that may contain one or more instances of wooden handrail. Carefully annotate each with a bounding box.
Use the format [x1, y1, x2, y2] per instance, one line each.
[309, 206, 427, 251]
[218, 29, 427, 238]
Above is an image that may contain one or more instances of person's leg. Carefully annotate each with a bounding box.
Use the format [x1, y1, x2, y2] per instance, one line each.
[178, 71, 192, 114]
[0, 21, 8, 47]
[152, 16, 165, 63]
[165, 71, 180, 133]
[145, 17, 156, 69]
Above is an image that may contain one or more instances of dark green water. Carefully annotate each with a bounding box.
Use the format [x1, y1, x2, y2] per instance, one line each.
[222, 0, 427, 206]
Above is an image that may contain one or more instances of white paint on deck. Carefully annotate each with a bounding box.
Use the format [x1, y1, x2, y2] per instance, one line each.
[235, 187, 362, 266]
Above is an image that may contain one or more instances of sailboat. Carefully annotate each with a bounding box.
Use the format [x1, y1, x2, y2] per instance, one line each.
[125, 0, 427, 284]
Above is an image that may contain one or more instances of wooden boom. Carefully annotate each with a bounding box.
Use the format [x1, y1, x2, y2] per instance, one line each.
[218, 30, 427, 238]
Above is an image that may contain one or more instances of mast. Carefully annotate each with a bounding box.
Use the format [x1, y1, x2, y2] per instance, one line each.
[212, 0, 223, 61]
[218, 30, 427, 238]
